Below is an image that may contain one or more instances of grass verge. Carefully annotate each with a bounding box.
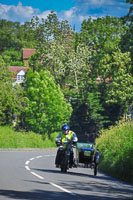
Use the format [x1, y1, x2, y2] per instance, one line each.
[0, 126, 58, 148]
[95, 121, 133, 183]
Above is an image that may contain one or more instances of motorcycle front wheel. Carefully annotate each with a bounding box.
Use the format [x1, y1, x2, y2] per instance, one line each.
[61, 156, 69, 172]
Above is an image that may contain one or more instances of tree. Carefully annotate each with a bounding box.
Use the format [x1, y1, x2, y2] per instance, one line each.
[80, 16, 126, 72]
[63, 44, 92, 95]
[19, 21, 37, 48]
[30, 11, 74, 50]
[126, 0, 133, 19]
[70, 88, 104, 142]
[105, 50, 132, 104]
[98, 50, 133, 124]
[78, 16, 132, 127]
[29, 11, 75, 87]
[0, 19, 36, 53]
[120, 0, 133, 64]
[34, 41, 68, 85]
[0, 20, 21, 51]
[0, 56, 24, 125]
[1, 49, 24, 66]
[24, 69, 72, 134]
[34, 42, 93, 98]
[80, 16, 125, 50]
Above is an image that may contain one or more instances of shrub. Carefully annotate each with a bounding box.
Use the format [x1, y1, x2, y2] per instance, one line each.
[96, 121, 133, 183]
[0, 126, 58, 148]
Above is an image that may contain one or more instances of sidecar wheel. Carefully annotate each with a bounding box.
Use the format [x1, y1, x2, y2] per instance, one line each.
[61, 167, 63, 172]
[94, 164, 98, 176]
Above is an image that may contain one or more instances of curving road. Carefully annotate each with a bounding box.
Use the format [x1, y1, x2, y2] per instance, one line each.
[0, 149, 133, 200]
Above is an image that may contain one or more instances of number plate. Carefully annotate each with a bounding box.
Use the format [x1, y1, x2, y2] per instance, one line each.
[84, 150, 91, 157]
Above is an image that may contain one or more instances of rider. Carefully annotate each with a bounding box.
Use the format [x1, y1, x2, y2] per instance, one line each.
[55, 124, 78, 168]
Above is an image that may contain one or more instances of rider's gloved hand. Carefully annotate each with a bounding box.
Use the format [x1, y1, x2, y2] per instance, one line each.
[56, 141, 61, 146]
[72, 140, 77, 145]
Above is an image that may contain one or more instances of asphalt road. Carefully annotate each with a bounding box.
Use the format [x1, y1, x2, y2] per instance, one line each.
[0, 149, 133, 200]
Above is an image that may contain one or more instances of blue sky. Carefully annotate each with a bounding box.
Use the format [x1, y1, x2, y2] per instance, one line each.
[0, 0, 130, 31]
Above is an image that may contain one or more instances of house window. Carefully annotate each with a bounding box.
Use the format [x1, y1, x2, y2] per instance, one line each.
[17, 75, 20, 81]
[21, 75, 24, 80]
[17, 75, 24, 81]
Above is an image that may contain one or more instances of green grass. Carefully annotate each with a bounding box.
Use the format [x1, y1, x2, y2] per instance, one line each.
[0, 126, 58, 148]
[96, 121, 133, 183]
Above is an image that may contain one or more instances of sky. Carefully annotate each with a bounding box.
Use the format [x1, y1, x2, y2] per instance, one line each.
[0, 0, 131, 31]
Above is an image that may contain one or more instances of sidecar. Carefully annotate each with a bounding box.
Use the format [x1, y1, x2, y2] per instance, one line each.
[76, 142, 99, 175]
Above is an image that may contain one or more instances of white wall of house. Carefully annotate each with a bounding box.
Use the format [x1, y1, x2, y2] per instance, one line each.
[17, 70, 25, 82]
[13, 70, 26, 86]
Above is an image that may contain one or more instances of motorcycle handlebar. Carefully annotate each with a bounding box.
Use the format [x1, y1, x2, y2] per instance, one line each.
[56, 140, 77, 146]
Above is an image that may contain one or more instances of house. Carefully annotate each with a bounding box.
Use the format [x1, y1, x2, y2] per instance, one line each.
[9, 48, 36, 85]
[22, 48, 36, 67]
[9, 66, 28, 85]
[96, 75, 112, 83]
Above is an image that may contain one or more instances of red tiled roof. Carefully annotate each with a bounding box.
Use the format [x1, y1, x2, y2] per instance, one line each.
[22, 48, 36, 59]
[9, 66, 28, 74]
[96, 75, 113, 83]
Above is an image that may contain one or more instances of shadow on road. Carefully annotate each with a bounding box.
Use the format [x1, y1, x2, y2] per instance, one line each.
[29, 168, 133, 199]
[0, 189, 75, 200]
[31, 168, 119, 182]
[1, 188, 132, 200]
[32, 167, 133, 186]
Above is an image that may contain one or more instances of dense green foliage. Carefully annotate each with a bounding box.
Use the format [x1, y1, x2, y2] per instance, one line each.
[0, 56, 25, 125]
[0, 1, 132, 139]
[96, 121, 133, 183]
[0, 126, 57, 148]
[23, 69, 72, 134]
[0, 2, 132, 183]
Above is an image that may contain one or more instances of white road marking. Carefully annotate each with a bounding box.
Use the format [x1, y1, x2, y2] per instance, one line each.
[50, 182, 76, 196]
[30, 158, 35, 160]
[25, 154, 76, 196]
[25, 161, 30, 165]
[25, 166, 30, 171]
[51, 154, 56, 156]
[31, 171, 44, 180]
[36, 156, 42, 158]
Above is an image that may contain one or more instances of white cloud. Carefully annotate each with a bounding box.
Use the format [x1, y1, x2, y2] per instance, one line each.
[59, 6, 87, 22]
[76, 0, 126, 8]
[0, 2, 50, 22]
[63, 7, 77, 19]
[75, 0, 130, 14]
[0, 0, 130, 31]
[79, 15, 96, 22]
[37, 10, 52, 20]
[58, 7, 91, 31]
[87, 0, 105, 7]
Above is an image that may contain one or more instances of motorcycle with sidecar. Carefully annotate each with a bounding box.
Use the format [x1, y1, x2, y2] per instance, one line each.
[55, 140, 100, 175]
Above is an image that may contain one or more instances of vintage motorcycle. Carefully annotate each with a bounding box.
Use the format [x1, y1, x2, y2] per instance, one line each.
[56, 139, 75, 172]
